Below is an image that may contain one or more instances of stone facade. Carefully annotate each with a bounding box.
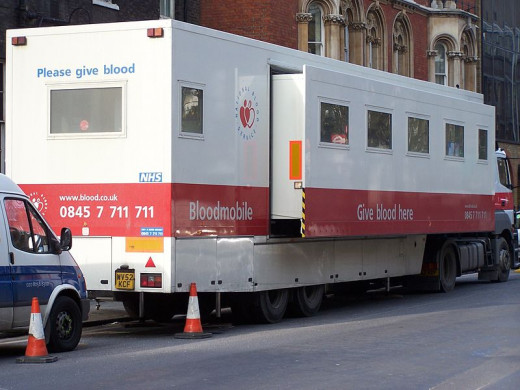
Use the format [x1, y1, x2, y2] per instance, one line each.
[200, 0, 480, 91]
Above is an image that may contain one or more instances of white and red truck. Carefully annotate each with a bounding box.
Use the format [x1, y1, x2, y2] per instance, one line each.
[6, 20, 518, 323]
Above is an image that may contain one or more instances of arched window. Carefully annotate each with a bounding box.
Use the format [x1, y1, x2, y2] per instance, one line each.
[393, 14, 412, 77]
[435, 43, 447, 85]
[342, 8, 351, 62]
[308, 3, 324, 55]
[366, 8, 385, 70]
[340, 0, 363, 65]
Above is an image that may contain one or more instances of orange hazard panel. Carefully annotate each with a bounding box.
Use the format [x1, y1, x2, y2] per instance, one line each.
[126, 237, 164, 253]
[289, 141, 302, 180]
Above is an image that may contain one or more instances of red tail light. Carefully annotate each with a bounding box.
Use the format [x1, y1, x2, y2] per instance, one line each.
[140, 273, 162, 288]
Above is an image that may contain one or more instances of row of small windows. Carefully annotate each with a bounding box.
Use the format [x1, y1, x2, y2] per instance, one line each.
[48, 85, 488, 163]
[319, 101, 488, 161]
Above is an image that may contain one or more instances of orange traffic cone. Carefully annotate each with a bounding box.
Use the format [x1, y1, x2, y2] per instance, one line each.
[174, 283, 211, 339]
[16, 297, 58, 363]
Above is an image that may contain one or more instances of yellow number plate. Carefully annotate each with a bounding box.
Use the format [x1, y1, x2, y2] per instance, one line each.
[115, 269, 135, 290]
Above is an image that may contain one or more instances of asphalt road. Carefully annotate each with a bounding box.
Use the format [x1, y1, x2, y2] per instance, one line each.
[0, 272, 519, 390]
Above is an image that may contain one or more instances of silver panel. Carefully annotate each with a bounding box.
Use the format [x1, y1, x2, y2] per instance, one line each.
[216, 237, 254, 292]
[253, 240, 333, 291]
[174, 238, 217, 292]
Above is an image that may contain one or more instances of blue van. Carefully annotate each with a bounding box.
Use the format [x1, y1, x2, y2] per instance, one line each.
[0, 174, 89, 352]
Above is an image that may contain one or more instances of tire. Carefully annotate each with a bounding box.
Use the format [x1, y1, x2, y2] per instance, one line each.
[439, 244, 457, 293]
[496, 237, 511, 283]
[231, 289, 289, 324]
[256, 289, 289, 324]
[46, 296, 82, 353]
[290, 285, 324, 317]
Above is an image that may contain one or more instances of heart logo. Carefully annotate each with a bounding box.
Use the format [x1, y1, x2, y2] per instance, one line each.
[239, 100, 255, 128]
[33, 199, 43, 212]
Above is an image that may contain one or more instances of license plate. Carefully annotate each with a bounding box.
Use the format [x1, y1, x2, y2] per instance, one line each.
[114, 269, 135, 290]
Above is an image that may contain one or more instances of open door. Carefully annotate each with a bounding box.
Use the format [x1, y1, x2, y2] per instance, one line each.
[270, 73, 305, 237]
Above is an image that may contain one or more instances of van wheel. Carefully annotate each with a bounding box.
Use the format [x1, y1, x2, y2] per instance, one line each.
[46, 296, 82, 352]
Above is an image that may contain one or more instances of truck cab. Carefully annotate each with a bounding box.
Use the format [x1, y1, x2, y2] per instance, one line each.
[0, 174, 89, 352]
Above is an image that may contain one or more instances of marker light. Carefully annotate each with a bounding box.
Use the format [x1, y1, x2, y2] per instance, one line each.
[147, 28, 164, 38]
[12, 36, 27, 46]
[140, 273, 162, 288]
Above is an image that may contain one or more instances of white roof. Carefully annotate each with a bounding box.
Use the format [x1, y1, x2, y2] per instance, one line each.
[0, 174, 25, 196]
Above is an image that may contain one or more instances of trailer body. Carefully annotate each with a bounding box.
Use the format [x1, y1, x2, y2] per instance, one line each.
[6, 20, 515, 321]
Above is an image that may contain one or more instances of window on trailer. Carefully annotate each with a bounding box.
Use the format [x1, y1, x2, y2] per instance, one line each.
[407, 117, 429, 154]
[445, 123, 464, 157]
[320, 102, 349, 144]
[50, 87, 122, 134]
[367, 110, 392, 149]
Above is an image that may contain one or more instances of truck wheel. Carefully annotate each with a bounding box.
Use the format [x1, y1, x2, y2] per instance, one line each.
[439, 245, 457, 293]
[290, 285, 324, 317]
[46, 296, 82, 352]
[256, 289, 289, 323]
[496, 237, 511, 282]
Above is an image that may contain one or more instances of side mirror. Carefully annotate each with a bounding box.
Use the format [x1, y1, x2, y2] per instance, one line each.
[60, 227, 72, 251]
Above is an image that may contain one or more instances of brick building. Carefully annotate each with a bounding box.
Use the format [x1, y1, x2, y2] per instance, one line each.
[201, 1, 480, 90]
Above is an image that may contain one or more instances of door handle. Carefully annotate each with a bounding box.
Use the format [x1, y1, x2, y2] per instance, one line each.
[9, 252, 14, 265]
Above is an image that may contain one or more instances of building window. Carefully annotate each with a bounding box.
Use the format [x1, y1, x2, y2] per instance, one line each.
[308, 3, 324, 55]
[92, 0, 119, 11]
[366, 9, 384, 70]
[446, 123, 464, 158]
[367, 110, 392, 150]
[181, 86, 203, 134]
[160, 0, 174, 18]
[320, 102, 349, 144]
[408, 117, 429, 154]
[435, 43, 448, 85]
[0, 62, 4, 122]
[478, 129, 488, 160]
[393, 15, 411, 77]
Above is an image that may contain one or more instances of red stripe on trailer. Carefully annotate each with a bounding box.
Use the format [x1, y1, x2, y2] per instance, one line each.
[21, 183, 172, 237]
[21, 182, 494, 238]
[172, 183, 269, 237]
[303, 187, 494, 238]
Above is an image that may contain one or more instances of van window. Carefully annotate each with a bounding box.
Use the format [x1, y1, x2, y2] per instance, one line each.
[5, 199, 52, 253]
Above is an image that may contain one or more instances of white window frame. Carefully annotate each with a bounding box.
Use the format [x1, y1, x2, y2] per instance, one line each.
[366, 105, 393, 154]
[477, 126, 489, 163]
[435, 43, 448, 86]
[318, 97, 351, 150]
[160, 0, 175, 19]
[308, 3, 324, 56]
[406, 112, 431, 158]
[178, 81, 205, 140]
[444, 119, 465, 161]
[47, 81, 127, 140]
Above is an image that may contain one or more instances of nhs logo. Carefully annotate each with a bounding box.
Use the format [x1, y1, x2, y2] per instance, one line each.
[139, 172, 163, 182]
